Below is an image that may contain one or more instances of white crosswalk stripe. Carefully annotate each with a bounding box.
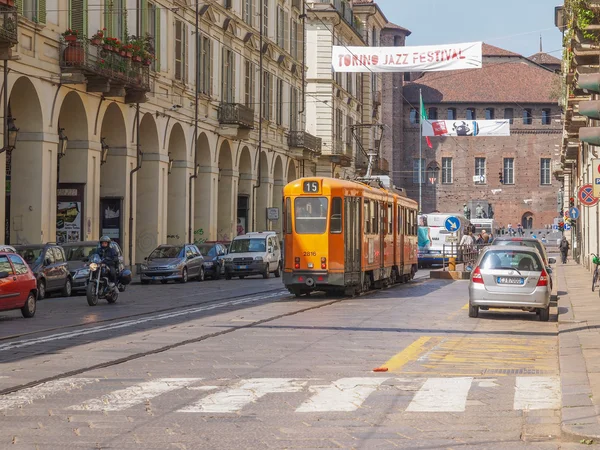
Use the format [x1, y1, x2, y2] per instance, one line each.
[0, 375, 563, 414]
[296, 377, 388, 412]
[68, 378, 200, 412]
[179, 378, 307, 413]
[406, 377, 473, 412]
[514, 376, 561, 411]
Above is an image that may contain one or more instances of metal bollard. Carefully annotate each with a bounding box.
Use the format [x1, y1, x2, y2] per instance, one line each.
[449, 257, 456, 271]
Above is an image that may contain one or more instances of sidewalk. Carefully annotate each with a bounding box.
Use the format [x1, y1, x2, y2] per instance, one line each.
[557, 260, 600, 441]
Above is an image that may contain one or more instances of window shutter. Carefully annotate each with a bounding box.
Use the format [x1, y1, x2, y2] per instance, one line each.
[209, 39, 213, 95]
[221, 46, 225, 101]
[270, 74, 274, 120]
[154, 7, 161, 71]
[231, 53, 236, 103]
[38, 0, 47, 24]
[141, 0, 148, 34]
[15, 0, 22, 15]
[184, 24, 189, 83]
[104, 0, 113, 36]
[284, 11, 288, 52]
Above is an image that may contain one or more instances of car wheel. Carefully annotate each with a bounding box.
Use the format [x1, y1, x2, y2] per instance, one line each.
[62, 278, 72, 297]
[468, 303, 479, 318]
[160, 280, 169, 284]
[539, 307, 550, 322]
[141, 279, 150, 285]
[239, 275, 246, 279]
[180, 267, 188, 283]
[262, 264, 269, 279]
[213, 265, 221, 280]
[198, 267, 205, 282]
[37, 280, 46, 300]
[225, 271, 232, 280]
[274, 262, 281, 278]
[21, 292, 36, 318]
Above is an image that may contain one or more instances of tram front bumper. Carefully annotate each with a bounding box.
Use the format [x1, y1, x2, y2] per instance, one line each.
[283, 271, 344, 287]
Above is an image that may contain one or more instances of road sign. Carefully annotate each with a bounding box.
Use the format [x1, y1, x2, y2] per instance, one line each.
[569, 207, 580, 220]
[267, 207, 279, 221]
[565, 224, 572, 231]
[444, 216, 461, 232]
[552, 224, 558, 230]
[578, 184, 599, 207]
[593, 159, 600, 197]
[446, 235, 458, 243]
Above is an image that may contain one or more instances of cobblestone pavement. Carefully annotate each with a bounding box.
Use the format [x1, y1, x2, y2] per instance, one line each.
[0, 269, 592, 449]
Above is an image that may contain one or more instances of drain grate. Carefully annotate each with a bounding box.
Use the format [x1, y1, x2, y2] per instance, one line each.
[481, 368, 554, 375]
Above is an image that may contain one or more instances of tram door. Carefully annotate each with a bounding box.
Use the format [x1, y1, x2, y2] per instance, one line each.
[344, 197, 361, 285]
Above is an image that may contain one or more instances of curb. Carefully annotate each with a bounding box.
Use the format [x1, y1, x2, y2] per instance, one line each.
[429, 270, 470, 280]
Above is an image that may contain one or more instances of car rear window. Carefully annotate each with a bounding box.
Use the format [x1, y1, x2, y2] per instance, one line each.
[480, 250, 542, 272]
[494, 240, 545, 258]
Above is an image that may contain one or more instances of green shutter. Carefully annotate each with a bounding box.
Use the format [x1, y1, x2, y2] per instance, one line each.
[141, 0, 147, 35]
[154, 6, 160, 71]
[69, 0, 87, 35]
[104, 0, 113, 37]
[38, 0, 46, 23]
[15, 0, 22, 15]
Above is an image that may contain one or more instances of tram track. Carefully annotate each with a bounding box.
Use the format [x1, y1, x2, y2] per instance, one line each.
[0, 275, 430, 397]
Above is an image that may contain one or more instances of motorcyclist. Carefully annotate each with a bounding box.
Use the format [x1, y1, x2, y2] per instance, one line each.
[96, 236, 118, 287]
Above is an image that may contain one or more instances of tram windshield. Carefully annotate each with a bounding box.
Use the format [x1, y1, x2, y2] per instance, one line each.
[295, 197, 328, 234]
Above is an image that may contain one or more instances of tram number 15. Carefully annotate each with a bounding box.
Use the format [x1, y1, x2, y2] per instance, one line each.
[303, 181, 319, 193]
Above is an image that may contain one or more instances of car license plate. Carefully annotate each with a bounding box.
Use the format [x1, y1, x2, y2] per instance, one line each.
[237, 265, 247, 270]
[152, 276, 163, 280]
[497, 277, 524, 285]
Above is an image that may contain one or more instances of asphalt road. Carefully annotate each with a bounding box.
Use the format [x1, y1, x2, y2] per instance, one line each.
[0, 268, 586, 449]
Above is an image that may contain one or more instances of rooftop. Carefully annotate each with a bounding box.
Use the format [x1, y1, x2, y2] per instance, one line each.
[528, 52, 562, 65]
[383, 21, 412, 35]
[482, 43, 521, 57]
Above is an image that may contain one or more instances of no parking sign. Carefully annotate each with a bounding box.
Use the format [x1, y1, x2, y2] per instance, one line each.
[578, 184, 599, 207]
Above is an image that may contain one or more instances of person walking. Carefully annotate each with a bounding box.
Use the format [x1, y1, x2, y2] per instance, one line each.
[507, 223, 513, 236]
[560, 236, 570, 264]
[481, 229, 490, 244]
[517, 223, 523, 237]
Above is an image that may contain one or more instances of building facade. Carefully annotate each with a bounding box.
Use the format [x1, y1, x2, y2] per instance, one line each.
[401, 44, 562, 229]
[0, 0, 322, 267]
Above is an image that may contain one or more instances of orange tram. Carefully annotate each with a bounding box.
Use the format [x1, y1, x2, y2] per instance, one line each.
[282, 176, 419, 297]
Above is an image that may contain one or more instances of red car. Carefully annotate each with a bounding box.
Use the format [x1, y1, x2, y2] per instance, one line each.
[0, 252, 38, 318]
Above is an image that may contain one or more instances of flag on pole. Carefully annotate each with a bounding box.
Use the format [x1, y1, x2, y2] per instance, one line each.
[420, 93, 433, 149]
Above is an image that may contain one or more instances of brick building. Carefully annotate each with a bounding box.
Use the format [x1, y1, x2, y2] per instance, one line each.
[401, 44, 562, 229]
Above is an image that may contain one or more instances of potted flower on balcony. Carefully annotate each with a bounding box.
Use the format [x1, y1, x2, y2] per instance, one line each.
[91, 29, 105, 46]
[142, 51, 154, 66]
[123, 44, 134, 58]
[62, 29, 79, 43]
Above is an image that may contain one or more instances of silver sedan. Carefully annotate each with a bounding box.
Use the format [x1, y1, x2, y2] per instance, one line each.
[467, 245, 551, 321]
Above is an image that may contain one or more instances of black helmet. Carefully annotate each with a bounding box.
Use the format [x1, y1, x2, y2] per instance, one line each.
[100, 236, 111, 243]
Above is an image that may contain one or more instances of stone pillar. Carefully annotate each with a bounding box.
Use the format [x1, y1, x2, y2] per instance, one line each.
[217, 168, 238, 241]
[194, 165, 218, 242]
[255, 175, 273, 232]
[272, 179, 285, 238]
[238, 172, 256, 234]
[136, 152, 169, 263]
[167, 160, 192, 245]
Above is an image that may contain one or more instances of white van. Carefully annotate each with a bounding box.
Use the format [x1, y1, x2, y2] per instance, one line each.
[470, 218, 499, 241]
[418, 213, 471, 266]
[224, 231, 282, 279]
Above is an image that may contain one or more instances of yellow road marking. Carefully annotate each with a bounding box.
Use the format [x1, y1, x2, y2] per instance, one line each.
[378, 336, 441, 373]
[461, 303, 469, 310]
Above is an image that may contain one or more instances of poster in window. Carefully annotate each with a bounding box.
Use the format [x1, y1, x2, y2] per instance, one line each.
[56, 202, 82, 244]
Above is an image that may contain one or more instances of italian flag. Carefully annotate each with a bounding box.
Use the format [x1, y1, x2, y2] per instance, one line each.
[420, 93, 433, 149]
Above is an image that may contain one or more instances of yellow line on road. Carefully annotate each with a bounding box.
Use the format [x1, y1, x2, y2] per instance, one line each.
[461, 303, 469, 310]
[378, 336, 439, 373]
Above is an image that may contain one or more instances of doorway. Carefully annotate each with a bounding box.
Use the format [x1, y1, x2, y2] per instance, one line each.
[237, 195, 249, 236]
[100, 197, 123, 247]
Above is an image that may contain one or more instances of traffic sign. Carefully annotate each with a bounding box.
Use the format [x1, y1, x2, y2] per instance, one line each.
[578, 184, 599, 207]
[444, 216, 461, 232]
[565, 224, 572, 231]
[593, 159, 600, 197]
[569, 206, 580, 220]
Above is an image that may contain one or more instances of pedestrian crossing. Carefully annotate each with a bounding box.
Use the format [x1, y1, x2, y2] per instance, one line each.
[0, 375, 561, 415]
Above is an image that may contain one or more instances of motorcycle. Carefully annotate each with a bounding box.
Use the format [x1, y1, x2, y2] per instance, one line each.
[86, 254, 132, 306]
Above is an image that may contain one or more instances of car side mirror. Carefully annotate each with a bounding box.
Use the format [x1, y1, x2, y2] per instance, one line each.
[546, 267, 553, 274]
[548, 257, 556, 264]
[268, 247, 273, 254]
[0, 271, 8, 279]
[465, 265, 473, 273]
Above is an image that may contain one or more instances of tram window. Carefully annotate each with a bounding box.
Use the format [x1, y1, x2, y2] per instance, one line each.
[371, 202, 378, 234]
[285, 197, 292, 234]
[398, 206, 402, 235]
[330, 197, 342, 234]
[364, 200, 371, 234]
[388, 204, 393, 234]
[294, 197, 328, 234]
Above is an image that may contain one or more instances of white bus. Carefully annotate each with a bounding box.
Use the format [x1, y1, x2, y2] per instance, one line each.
[470, 218, 499, 241]
[418, 213, 471, 267]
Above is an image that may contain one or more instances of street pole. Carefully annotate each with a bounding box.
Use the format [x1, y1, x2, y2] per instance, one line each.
[418, 88, 422, 214]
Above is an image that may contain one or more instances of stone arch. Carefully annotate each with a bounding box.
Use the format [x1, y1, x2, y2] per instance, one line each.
[522, 211, 534, 230]
[99, 102, 128, 250]
[287, 159, 297, 183]
[236, 146, 254, 236]
[217, 140, 236, 240]
[255, 151, 270, 231]
[5, 77, 46, 244]
[194, 132, 216, 242]
[167, 122, 189, 245]
[136, 113, 165, 263]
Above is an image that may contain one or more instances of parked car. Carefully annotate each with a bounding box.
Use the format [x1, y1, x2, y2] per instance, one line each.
[224, 232, 282, 280]
[0, 245, 16, 253]
[62, 241, 125, 293]
[0, 252, 38, 318]
[14, 244, 72, 299]
[139, 244, 205, 284]
[467, 245, 551, 321]
[197, 242, 228, 279]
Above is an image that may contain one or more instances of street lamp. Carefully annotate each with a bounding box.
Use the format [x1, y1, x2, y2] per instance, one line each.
[6, 115, 18, 151]
[58, 128, 68, 159]
[168, 152, 173, 174]
[100, 137, 109, 165]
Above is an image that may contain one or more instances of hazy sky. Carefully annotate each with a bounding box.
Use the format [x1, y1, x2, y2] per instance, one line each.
[375, 0, 563, 58]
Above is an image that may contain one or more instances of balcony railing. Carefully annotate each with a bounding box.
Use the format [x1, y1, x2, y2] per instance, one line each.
[59, 37, 151, 95]
[218, 103, 255, 129]
[0, 6, 17, 47]
[288, 131, 322, 154]
[315, 0, 362, 37]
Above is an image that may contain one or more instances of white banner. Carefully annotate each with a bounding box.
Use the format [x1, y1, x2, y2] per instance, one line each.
[422, 120, 511, 137]
[332, 42, 482, 73]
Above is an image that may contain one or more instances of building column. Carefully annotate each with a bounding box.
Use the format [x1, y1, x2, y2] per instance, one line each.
[167, 160, 192, 245]
[255, 175, 273, 232]
[272, 179, 285, 238]
[194, 165, 218, 242]
[217, 168, 239, 241]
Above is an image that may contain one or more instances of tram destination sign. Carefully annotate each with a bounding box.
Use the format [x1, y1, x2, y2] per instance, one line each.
[303, 181, 320, 193]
